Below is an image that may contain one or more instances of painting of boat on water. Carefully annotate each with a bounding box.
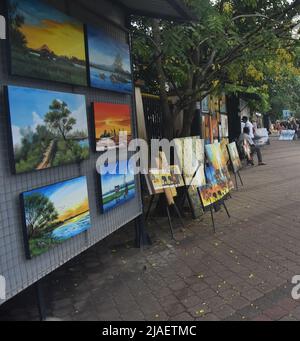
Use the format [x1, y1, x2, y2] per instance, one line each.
[21, 176, 91, 259]
[7, 0, 87, 86]
[7, 86, 89, 174]
[87, 26, 133, 93]
[99, 160, 136, 213]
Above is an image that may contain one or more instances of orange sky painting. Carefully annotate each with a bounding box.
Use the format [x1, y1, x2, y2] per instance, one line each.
[20, 19, 86, 60]
[94, 103, 132, 139]
[58, 198, 89, 222]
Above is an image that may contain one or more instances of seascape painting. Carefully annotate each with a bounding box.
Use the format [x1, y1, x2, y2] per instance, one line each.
[7, 0, 87, 85]
[8, 86, 89, 174]
[93, 102, 132, 151]
[21, 176, 91, 258]
[99, 160, 136, 213]
[87, 25, 133, 93]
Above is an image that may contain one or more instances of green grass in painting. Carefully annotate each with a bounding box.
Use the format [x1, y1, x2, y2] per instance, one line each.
[103, 184, 135, 205]
[11, 49, 87, 86]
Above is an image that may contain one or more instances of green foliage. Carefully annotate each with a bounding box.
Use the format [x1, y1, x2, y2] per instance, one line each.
[24, 193, 58, 238]
[131, 0, 300, 135]
[45, 100, 76, 141]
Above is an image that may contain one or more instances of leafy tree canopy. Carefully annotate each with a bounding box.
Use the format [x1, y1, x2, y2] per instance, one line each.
[131, 0, 300, 136]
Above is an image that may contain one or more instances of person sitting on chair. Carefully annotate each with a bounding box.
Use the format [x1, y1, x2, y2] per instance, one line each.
[239, 127, 266, 166]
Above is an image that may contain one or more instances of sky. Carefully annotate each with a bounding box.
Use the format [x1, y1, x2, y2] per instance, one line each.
[87, 25, 131, 72]
[11, 0, 86, 59]
[100, 160, 135, 195]
[24, 176, 89, 221]
[94, 102, 132, 138]
[8, 86, 88, 147]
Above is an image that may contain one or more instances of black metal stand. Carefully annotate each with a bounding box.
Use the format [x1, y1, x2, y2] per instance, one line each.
[135, 214, 152, 249]
[145, 193, 185, 240]
[234, 170, 244, 190]
[180, 163, 202, 208]
[35, 281, 47, 321]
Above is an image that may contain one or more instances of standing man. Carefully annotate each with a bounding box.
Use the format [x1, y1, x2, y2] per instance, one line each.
[241, 116, 255, 139]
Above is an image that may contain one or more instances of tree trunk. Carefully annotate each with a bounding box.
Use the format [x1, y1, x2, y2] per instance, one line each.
[181, 101, 197, 137]
[152, 19, 173, 140]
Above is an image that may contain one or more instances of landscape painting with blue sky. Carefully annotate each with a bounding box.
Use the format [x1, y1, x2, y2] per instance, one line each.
[8, 86, 89, 174]
[100, 159, 136, 213]
[87, 25, 133, 93]
[22, 176, 91, 258]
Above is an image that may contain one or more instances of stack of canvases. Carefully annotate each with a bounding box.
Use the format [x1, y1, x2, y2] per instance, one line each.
[145, 137, 242, 218]
[5, 0, 136, 259]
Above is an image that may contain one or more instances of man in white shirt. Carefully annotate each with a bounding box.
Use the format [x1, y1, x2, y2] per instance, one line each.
[241, 117, 255, 138]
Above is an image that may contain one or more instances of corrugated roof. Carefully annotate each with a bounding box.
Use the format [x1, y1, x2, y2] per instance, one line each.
[113, 0, 196, 21]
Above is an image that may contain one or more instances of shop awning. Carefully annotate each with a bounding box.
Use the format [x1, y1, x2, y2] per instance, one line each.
[112, 0, 197, 21]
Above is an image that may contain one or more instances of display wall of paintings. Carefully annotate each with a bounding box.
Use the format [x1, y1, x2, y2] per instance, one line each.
[7, 0, 87, 86]
[20, 176, 91, 259]
[7, 85, 89, 174]
[227, 142, 242, 174]
[87, 25, 133, 94]
[99, 159, 136, 213]
[199, 165, 229, 208]
[93, 102, 132, 151]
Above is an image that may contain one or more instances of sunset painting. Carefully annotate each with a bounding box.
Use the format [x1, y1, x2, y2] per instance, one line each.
[21, 176, 91, 259]
[93, 102, 132, 151]
[87, 25, 133, 93]
[8, 0, 87, 85]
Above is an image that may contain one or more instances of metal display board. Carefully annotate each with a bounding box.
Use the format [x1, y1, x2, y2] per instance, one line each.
[0, 0, 142, 305]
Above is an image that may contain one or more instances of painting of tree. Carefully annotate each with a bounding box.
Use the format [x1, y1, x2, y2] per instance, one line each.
[21, 177, 91, 258]
[7, 86, 89, 174]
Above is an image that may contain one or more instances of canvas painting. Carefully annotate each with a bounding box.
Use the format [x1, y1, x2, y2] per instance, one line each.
[93, 102, 132, 151]
[202, 114, 213, 144]
[201, 96, 210, 113]
[99, 159, 136, 213]
[7, 86, 89, 174]
[227, 142, 242, 174]
[220, 93, 227, 113]
[174, 137, 206, 187]
[87, 25, 133, 93]
[206, 143, 234, 190]
[7, 0, 87, 86]
[21, 176, 91, 259]
[221, 114, 229, 138]
[148, 166, 185, 193]
[199, 165, 229, 208]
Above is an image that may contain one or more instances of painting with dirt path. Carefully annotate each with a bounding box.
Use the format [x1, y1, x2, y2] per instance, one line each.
[7, 86, 89, 174]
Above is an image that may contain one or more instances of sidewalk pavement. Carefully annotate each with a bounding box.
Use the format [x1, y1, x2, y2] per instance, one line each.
[0, 139, 300, 321]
